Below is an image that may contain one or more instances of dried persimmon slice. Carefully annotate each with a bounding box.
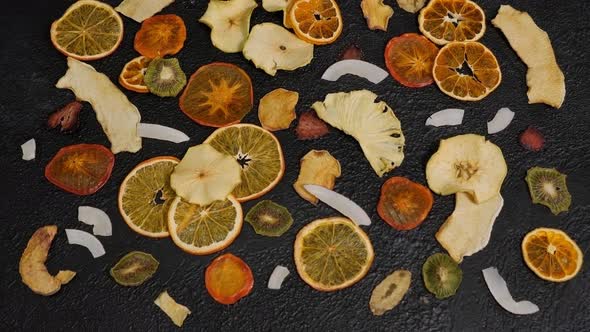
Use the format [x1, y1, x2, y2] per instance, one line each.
[384, 33, 439, 88]
[205, 253, 254, 304]
[134, 14, 187, 58]
[377, 177, 433, 230]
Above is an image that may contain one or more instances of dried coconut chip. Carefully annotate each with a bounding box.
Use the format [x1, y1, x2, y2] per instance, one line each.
[65, 229, 105, 258]
[321, 60, 389, 84]
[21, 138, 36, 161]
[304, 184, 371, 226]
[482, 267, 539, 315]
[78, 206, 112, 236]
[425, 108, 464, 127]
[361, 0, 394, 31]
[268, 265, 290, 290]
[258, 88, 298, 131]
[154, 291, 191, 327]
[295, 111, 329, 140]
[116, 0, 175, 23]
[138, 123, 189, 143]
[487, 108, 514, 134]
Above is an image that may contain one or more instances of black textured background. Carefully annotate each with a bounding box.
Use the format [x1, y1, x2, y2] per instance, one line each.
[1, 0, 589, 330]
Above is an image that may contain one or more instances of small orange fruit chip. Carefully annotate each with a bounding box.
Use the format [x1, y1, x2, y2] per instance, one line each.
[119, 56, 152, 93]
[418, 0, 486, 45]
[522, 228, 583, 282]
[289, 0, 343, 45]
[134, 14, 187, 58]
[432, 41, 501, 101]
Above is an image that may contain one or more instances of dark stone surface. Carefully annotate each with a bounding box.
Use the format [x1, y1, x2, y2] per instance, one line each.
[1, 0, 589, 330]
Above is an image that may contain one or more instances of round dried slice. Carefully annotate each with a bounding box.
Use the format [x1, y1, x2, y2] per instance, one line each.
[205, 253, 254, 304]
[134, 14, 187, 58]
[110, 251, 159, 286]
[377, 177, 434, 230]
[179, 62, 253, 127]
[422, 253, 462, 299]
[118, 156, 179, 238]
[288, 0, 343, 45]
[245, 200, 293, 237]
[433, 41, 502, 101]
[418, 0, 485, 45]
[119, 56, 152, 93]
[45, 144, 114, 196]
[384, 33, 439, 88]
[167, 196, 243, 255]
[50, 0, 123, 61]
[204, 124, 285, 202]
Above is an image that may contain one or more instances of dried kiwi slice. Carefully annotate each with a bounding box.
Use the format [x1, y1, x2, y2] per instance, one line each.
[110, 251, 159, 286]
[525, 167, 571, 215]
[144, 58, 187, 97]
[422, 253, 462, 299]
[245, 200, 293, 237]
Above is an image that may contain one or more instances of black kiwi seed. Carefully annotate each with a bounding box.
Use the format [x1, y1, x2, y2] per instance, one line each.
[144, 58, 187, 97]
[245, 200, 293, 237]
[525, 167, 571, 215]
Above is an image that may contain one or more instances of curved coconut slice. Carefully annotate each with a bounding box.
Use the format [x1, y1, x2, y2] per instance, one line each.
[304, 185, 371, 226]
[268, 265, 290, 290]
[487, 107, 514, 134]
[138, 123, 189, 143]
[263, 0, 288, 12]
[482, 267, 539, 315]
[426, 134, 507, 203]
[426, 108, 465, 127]
[312, 90, 405, 177]
[65, 229, 106, 258]
[199, 0, 258, 53]
[78, 206, 112, 236]
[243, 23, 314, 76]
[321, 60, 389, 84]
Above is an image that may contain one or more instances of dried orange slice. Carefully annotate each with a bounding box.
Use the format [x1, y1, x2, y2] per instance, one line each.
[384, 33, 439, 88]
[522, 228, 583, 282]
[179, 63, 253, 127]
[432, 41, 501, 101]
[288, 0, 343, 45]
[50, 0, 123, 61]
[418, 0, 485, 45]
[134, 14, 187, 58]
[119, 56, 151, 93]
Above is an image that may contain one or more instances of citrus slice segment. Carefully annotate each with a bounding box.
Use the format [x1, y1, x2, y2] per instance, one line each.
[118, 156, 179, 238]
[179, 62, 253, 127]
[294, 217, 374, 291]
[134, 14, 187, 58]
[119, 56, 152, 93]
[289, 0, 343, 45]
[377, 177, 434, 230]
[50, 0, 123, 61]
[45, 144, 114, 196]
[418, 0, 485, 45]
[204, 124, 285, 202]
[522, 228, 583, 282]
[433, 41, 502, 101]
[168, 196, 243, 255]
[384, 33, 439, 88]
[205, 253, 253, 304]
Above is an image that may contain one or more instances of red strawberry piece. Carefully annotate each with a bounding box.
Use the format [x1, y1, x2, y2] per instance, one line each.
[295, 111, 329, 140]
[519, 126, 545, 151]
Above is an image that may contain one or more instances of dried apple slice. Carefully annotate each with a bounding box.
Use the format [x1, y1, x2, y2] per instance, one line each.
[293, 150, 341, 205]
[426, 134, 507, 203]
[258, 88, 298, 131]
[361, 0, 394, 31]
[263, 0, 288, 12]
[116, 0, 174, 23]
[199, 0, 258, 53]
[243, 23, 314, 76]
[312, 90, 405, 177]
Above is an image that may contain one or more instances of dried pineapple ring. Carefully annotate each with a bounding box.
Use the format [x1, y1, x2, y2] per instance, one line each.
[199, 0, 258, 53]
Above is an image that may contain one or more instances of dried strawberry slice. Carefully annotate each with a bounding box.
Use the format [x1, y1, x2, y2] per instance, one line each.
[520, 126, 545, 151]
[295, 111, 329, 140]
[48, 101, 82, 132]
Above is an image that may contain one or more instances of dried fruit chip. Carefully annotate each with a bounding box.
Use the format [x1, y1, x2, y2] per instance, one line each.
[418, 0, 485, 45]
[19, 225, 76, 296]
[119, 56, 152, 93]
[110, 251, 159, 286]
[116, 0, 175, 23]
[45, 144, 115, 196]
[245, 200, 293, 237]
[293, 150, 341, 204]
[289, 0, 343, 45]
[154, 291, 191, 327]
[48, 101, 82, 132]
[205, 253, 254, 304]
[144, 58, 187, 97]
[199, 0, 258, 53]
[361, 0, 394, 31]
[258, 88, 299, 131]
[520, 126, 545, 152]
[295, 111, 329, 140]
[263, 0, 289, 12]
[525, 167, 571, 215]
[384, 33, 439, 88]
[396, 0, 425, 13]
[134, 14, 187, 58]
[422, 253, 462, 299]
[340, 44, 363, 60]
[377, 177, 433, 230]
[369, 270, 411, 316]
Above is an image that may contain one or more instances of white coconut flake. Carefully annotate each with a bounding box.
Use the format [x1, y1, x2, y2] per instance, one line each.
[304, 184, 371, 226]
[21, 138, 36, 160]
[487, 107, 515, 134]
[268, 265, 290, 290]
[426, 109, 465, 127]
[65, 229, 106, 258]
[78, 206, 112, 237]
[321, 60, 389, 84]
[138, 123, 189, 143]
[482, 267, 539, 315]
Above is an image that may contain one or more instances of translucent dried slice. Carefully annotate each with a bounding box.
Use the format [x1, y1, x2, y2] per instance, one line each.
[293, 150, 341, 204]
[258, 88, 298, 131]
[110, 251, 159, 286]
[418, 0, 485, 45]
[134, 14, 187, 58]
[245, 200, 293, 237]
[422, 253, 462, 299]
[525, 167, 571, 215]
[199, 0, 258, 53]
[377, 177, 433, 230]
[205, 253, 254, 304]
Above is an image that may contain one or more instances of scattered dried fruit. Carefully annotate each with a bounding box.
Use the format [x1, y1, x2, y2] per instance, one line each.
[138, 123, 189, 143]
[205, 253, 254, 304]
[289, 0, 343, 45]
[110, 251, 159, 286]
[293, 150, 341, 205]
[295, 111, 329, 140]
[519, 126, 545, 152]
[199, 0, 258, 53]
[65, 229, 106, 258]
[134, 14, 187, 58]
[321, 60, 389, 84]
[19, 225, 76, 296]
[418, 0, 485, 45]
[268, 265, 290, 290]
[487, 107, 515, 134]
[119, 56, 152, 93]
[377, 177, 433, 231]
[258, 88, 299, 131]
[340, 44, 363, 60]
[482, 267, 539, 315]
[425, 108, 464, 127]
[361, 0, 394, 31]
[312, 90, 405, 177]
[422, 253, 462, 299]
[396, 0, 425, 13]
[144, 58, 187, 97]
[243, 23, 314, 76]
[492, 5, 565, 108]
[525, 167, 571, 215]
[384, 33, 439, 88]
[245, 200, 293, 237]
[369, 270, 411, 316]
[78, 206, 112, 237]
[116, 0, 174, 23]
[522, 228, 583, 282]
[48, 101, 82, 132]
[154, 291, 191, 327]
[45, 144, 115, 196]
[21, 138, 36, 161]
